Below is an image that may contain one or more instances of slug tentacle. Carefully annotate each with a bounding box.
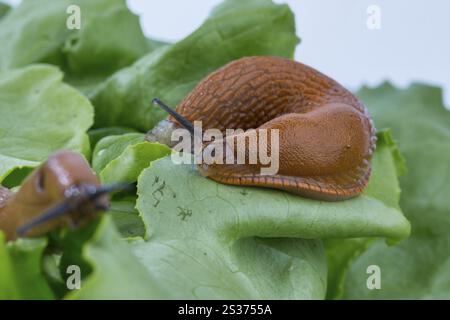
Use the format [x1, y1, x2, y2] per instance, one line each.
[152, 98, 196, 135]
[147, 56, 376, 201]
[16, 182, 130, 237]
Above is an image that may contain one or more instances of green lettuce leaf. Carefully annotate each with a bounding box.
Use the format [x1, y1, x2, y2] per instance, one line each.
[60, 125, 408, 299]
[342, 83, 450, 299]
[0, 0, 150, 94]
[128, 133, 406, 299]
[92, 133, 145, 175]
[99, 142, 171, 184]
[210, 0, 277, 17]
[63, 214, 326, 299]
[108, 198, 145, 239]
[146, 38, 170, 52]
[0, 233, 54, 299]
[325, 237, 375, 299]
[64, 216, 174, 299]
[91, 135, 171, 239]
[0, 2, 10, 19]
[325, 129, 407, 299]
[126, 131, 408, 299]
[88, 127, 137, 148]
[0, 65, 93, 184]
[92, 0, 299, 131]
[92, 133, 171, 184]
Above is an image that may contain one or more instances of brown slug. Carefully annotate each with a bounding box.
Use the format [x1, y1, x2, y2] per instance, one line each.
[147, 56, 376, 201]
[0, 151, 125, 241]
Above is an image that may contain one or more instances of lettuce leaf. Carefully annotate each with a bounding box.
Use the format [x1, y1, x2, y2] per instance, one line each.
[63, 215, 326, 299]
[56, 125, 408, 299]
[99, 142, 171, 184]
[0, 65, 93, 184]
[91, 0, 299, 131]
[342, 83, 450, 299]
[0, 233, 54, 299]
[67, 118, 407, 298]
[92, 133, 145, 175]
[64, 217, 175, 299]
[88, 127, 137, 148]
[92, 133, 171, 184]
[146, 38, 170, 52]
[108, 198, 145, 239]
[0, 2, 10, 19]
[325, 129, 406, 299]
[126, 129, 408, 299]
[0, 0, 150, 94]
[91, 134, 170, 238]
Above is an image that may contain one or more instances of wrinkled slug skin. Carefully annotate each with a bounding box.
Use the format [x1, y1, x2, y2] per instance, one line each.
[172, 56, 376, 200]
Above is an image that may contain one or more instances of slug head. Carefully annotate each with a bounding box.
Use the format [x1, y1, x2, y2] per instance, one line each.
[147, 98, 260, 178]
[146, 98, 196, 147]
[11, 151, 119, 238]
[146, 119, 178, 147]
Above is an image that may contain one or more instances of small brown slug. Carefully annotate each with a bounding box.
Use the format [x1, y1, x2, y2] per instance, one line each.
[147, 56, 376, 201]
[0, 151, 126, 241]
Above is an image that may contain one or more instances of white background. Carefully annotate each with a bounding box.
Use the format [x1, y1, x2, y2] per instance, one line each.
[4, 0, 450, 106]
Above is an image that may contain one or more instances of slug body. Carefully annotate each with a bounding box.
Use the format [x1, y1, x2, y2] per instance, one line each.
[0, 151, 108, 241]
[148, 56, 376, 201]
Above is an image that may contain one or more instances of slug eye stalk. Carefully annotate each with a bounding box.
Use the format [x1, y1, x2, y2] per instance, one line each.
[152, 98, 196, 135]
[16, 183, 132, 237]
